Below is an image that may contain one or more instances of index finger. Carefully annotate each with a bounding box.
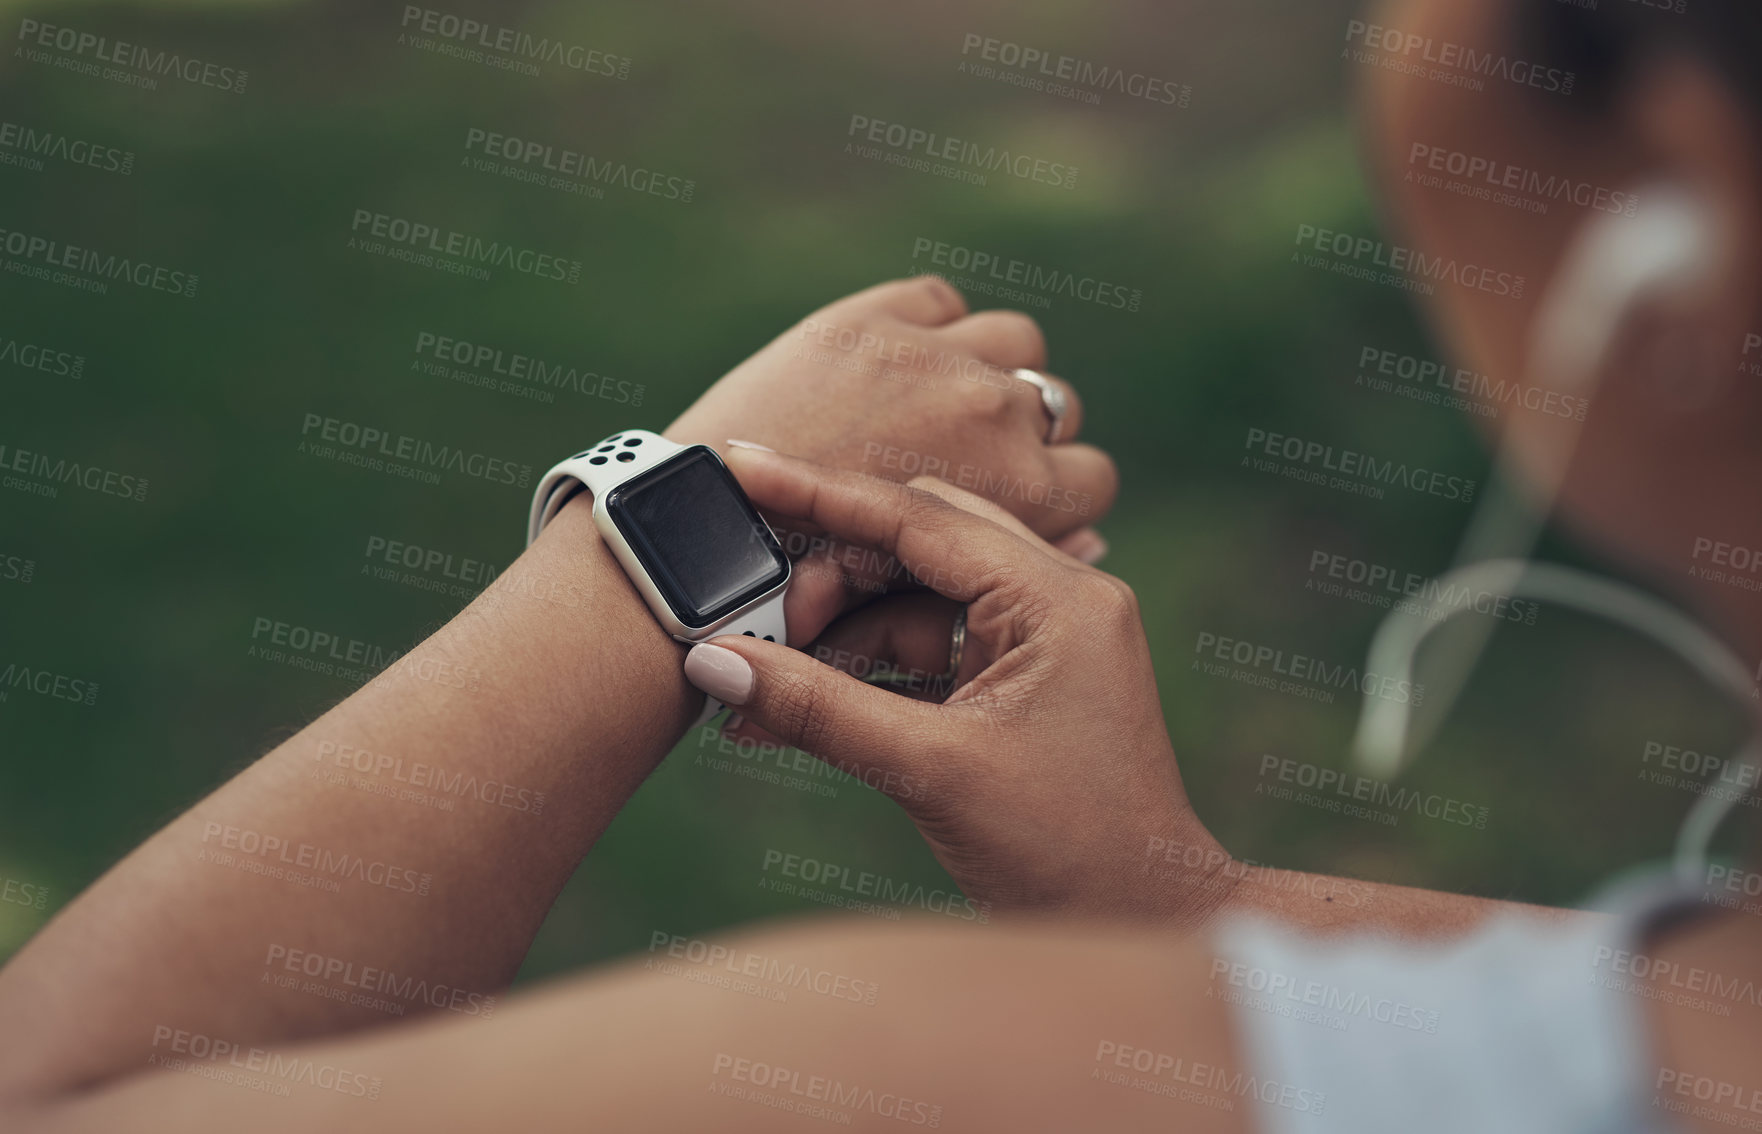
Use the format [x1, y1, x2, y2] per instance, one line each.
[906, 476, 1091, 570]
[830, 275, 968, 326]
[726, 446, 1050, 604]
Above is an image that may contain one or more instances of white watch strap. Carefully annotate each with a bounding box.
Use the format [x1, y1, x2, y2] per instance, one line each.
[526, 429, 683, 545]
[525, 429, 788, 729]
[691, 591, 788, 726]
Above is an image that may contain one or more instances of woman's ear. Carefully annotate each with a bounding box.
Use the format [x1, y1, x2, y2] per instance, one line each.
[1528, 183, 1721, 403]
[1494, 53, 1762, 612]
[1526, 55, 1762, 430]
[1612, 54, 1762, 407]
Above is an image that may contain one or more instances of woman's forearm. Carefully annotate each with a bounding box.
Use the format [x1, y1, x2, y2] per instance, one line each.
[1142, 821, 1577, 937]
[1220, 863, 1577, 936]
[0, 494, 700, 1103]
[17, 918, 1248, 1134]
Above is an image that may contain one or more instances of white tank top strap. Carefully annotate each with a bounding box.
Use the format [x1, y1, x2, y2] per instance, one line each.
[1211, 869, 1712, 1134]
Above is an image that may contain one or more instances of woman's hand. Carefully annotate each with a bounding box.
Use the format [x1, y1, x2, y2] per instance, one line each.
[664, 276, 1117, 547]
[679, 447, 1236, 923]
[664, 276, 1116, 642]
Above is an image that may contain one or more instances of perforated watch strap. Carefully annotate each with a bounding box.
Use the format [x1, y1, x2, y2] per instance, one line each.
[526, 429, 682, 546]
[525, 429, 789, 729]
[689, 592, 788, 727]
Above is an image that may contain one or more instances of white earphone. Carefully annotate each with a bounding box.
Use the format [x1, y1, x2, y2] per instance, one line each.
[1350, 185, 1756, 884]
[1530, 185, 1722, 396]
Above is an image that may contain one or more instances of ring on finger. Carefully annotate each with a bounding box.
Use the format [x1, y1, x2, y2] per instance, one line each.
[860, 605, 968, 697]
[1013, 368, 1069, 444]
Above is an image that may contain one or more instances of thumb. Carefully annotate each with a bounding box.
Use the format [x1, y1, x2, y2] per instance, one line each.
[682, 636, 940, 795]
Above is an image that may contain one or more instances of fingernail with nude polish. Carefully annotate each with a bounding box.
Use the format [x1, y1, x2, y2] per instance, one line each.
[726, 439, 775, 452]
[684, 643, 754, 706]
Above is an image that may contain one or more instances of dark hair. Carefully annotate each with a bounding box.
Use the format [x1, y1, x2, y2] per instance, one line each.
[1516, 0, 1762, 114]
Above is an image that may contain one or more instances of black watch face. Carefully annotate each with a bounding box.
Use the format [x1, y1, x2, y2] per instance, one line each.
[605, 446, 790, 629]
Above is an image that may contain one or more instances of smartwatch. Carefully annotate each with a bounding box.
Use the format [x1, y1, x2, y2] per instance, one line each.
[526, 429, 791, 726]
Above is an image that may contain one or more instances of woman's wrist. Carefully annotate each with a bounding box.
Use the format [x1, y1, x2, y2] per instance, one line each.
[1134, 808, 1246, 930]
[475, 492, 701, 743]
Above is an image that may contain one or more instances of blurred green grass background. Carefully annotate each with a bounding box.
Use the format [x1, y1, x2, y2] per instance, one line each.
[0, 0, 1747, 973]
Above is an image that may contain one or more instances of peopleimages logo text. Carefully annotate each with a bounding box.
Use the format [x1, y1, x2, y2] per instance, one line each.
[1092, 1041, 1326, 1115]
[349, 209, 581, 283]
[1257, 755, 1488, 829]
[299, 413, 532, 488]
[1344, 20, 1574, 95]
[1208, 957, 1441, 1033]
[0, 121, 133, 174]
[1307, 549, 1541, 626]
[909, 238, 1141, 311]
[710, 1054, 943, 1126]
[0, 662, 98, 706]
[958, 34, 1190, 106]
[0, 330, 84, 379]
[1406, 143, 1638, 216]
[262, 944, 495, 1016]
[0, 225, 198, 297]
[1357, 345, 1588, 422]
[16, 18, 249, 92]
[847, 115, 1078, 189]
[760, 850, 990, 923]
[399, 5, 630, 78]
[413, 331, 644, 405]
[1194, 632, 1425, 706]
[1244, 428, 1477, 502]
[462, 128, 693, 201]
[0, 442, 148, 500]
[1295, 224, 1525, 299]
[148, 1026, 380, 1098]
